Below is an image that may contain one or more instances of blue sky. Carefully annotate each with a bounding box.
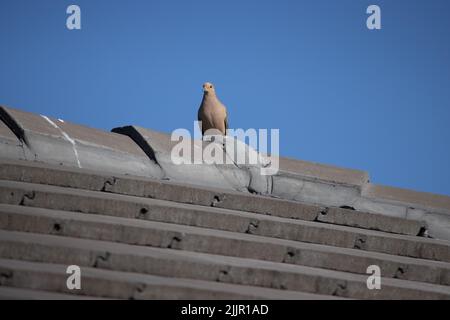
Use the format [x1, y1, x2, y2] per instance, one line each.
[1, 0, 449, 195]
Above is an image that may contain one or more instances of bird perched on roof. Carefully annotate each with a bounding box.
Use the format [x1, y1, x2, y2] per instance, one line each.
[198, 82, 228, 136]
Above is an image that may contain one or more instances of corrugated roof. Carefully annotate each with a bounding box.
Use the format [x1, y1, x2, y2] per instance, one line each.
[0, 105, 450, 299]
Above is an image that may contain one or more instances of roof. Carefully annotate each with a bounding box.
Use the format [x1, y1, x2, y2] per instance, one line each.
[0, 105, 450, 299]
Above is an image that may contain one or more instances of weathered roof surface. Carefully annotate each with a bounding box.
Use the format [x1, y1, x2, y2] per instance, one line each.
[0, 105, 450, 299]
[278, 157, 369, 187]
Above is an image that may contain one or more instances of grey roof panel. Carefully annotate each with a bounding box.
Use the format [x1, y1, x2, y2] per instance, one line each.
[1, 105, 450, 299]
[0, 105, 164, 179]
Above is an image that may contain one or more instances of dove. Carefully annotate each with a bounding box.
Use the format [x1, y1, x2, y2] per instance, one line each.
[197, 82, 228, 136]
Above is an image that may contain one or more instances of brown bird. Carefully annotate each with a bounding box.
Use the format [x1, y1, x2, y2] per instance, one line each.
[197, 82, 228, 136]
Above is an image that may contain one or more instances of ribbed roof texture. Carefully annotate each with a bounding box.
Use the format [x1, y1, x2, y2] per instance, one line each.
[0, 105, 449, 299]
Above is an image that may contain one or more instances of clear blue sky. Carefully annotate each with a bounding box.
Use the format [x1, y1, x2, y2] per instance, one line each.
[1, 0, 450, 196]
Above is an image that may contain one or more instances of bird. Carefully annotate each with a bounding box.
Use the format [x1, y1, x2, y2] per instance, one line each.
[197, 82, 228, 136]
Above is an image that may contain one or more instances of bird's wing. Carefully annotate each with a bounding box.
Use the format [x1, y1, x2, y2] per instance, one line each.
[224, 106, 229, 130]
[197, 107, 202, 122]
[198, 105, 206, 135]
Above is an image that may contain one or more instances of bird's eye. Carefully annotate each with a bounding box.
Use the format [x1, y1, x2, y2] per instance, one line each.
[210, 85, 213, 88]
